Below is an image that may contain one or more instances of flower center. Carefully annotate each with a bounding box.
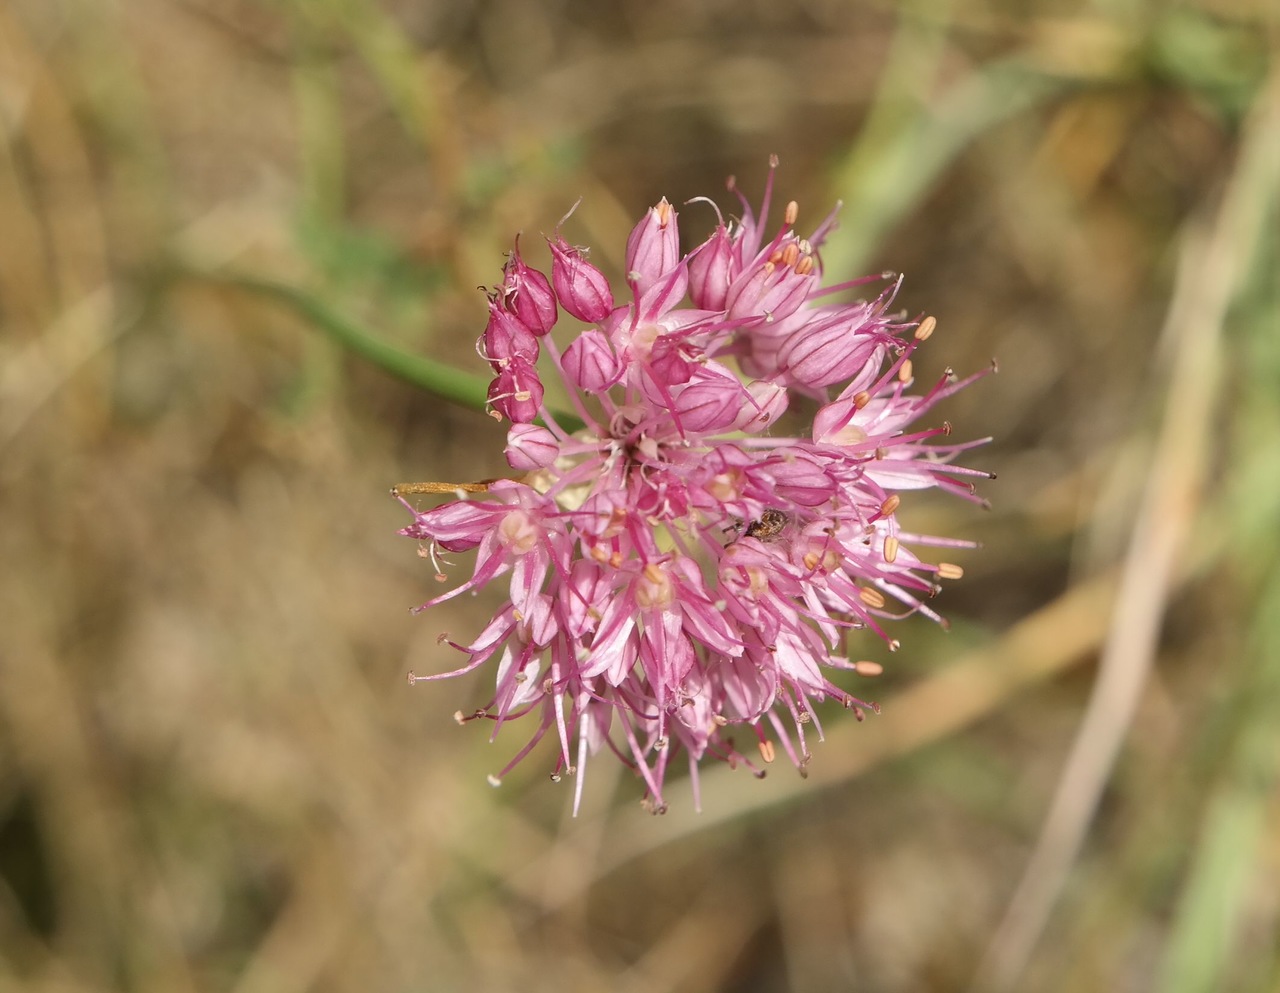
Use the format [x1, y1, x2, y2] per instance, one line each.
[636, 562, 675, 610]
[497, 509, 540, 554]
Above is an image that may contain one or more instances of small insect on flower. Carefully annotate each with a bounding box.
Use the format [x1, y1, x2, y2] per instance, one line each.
[395, 157, 993, 815]
[743, 508, 791, 541]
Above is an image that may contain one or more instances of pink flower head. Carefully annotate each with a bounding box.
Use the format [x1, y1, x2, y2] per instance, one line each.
[398, 160, 992, 814]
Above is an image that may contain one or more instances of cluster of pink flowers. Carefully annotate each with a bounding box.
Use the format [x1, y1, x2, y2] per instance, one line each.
[397, 161, 990, 813]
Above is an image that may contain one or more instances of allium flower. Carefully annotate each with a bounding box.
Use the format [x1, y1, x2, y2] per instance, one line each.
[396, 159, 991, 814]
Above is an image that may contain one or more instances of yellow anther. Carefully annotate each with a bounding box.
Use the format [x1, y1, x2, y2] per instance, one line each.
[858, 587, 886, 609]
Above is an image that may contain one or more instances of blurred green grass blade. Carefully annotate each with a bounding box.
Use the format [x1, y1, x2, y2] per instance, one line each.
[216, 274, 587, 433]
[824, 54, 1075, 276]
[299, 0, 443, 149]
[1159, 76, 1280, 993]
[292, 44, 346, 223]
[225, 275, 493, 411]
[1158, 568, 1280, 993]
[1150, 10, 1271, 118]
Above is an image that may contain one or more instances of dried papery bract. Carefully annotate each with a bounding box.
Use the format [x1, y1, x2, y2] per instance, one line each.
[395, 162, 992, 814]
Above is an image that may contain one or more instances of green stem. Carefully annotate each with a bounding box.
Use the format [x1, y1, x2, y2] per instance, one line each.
[223, 274, 494, 410]
[200, 272, 585, 433]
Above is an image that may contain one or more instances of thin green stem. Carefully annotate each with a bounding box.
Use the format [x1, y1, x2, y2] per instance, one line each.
[227, 274, 493, 408]
[198, 272, 585, 432]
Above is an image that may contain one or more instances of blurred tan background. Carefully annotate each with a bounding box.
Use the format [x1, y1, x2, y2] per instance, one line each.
[1, 1, 1277, 991]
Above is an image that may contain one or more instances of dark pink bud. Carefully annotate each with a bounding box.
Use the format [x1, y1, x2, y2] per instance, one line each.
[487, 357, 544, 423]
[770, 455, 835, 506]
[547, 234, 614, 323]
[562, 329, 623, 392]
[625, 198, 680, 299]
[505, 424, 560, 470]
[502, 241, 557, 336]
[775, 312, 882, 389]
[673, 373, 749, 433]
[688, 225, 733, 311]
[481, 295, 539, 371]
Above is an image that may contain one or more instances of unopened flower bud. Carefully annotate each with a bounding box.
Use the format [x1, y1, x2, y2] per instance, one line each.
[562, 329, 624, 392]
[625, 198, 680, 299]
[487, 357, 544, 423]
[688, 225, 733, 310]
[673, 372, 749, 433]
[502, 241, 557, 336]
[548, 234, 614, 323]
[505, 424, 560, 470]
[771, 456, 836, 507]
[776, 312, 881, 389]
[481, 295, 539, 371]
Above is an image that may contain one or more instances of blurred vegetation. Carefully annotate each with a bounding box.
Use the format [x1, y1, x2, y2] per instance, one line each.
[0, 1, 1276, 992]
